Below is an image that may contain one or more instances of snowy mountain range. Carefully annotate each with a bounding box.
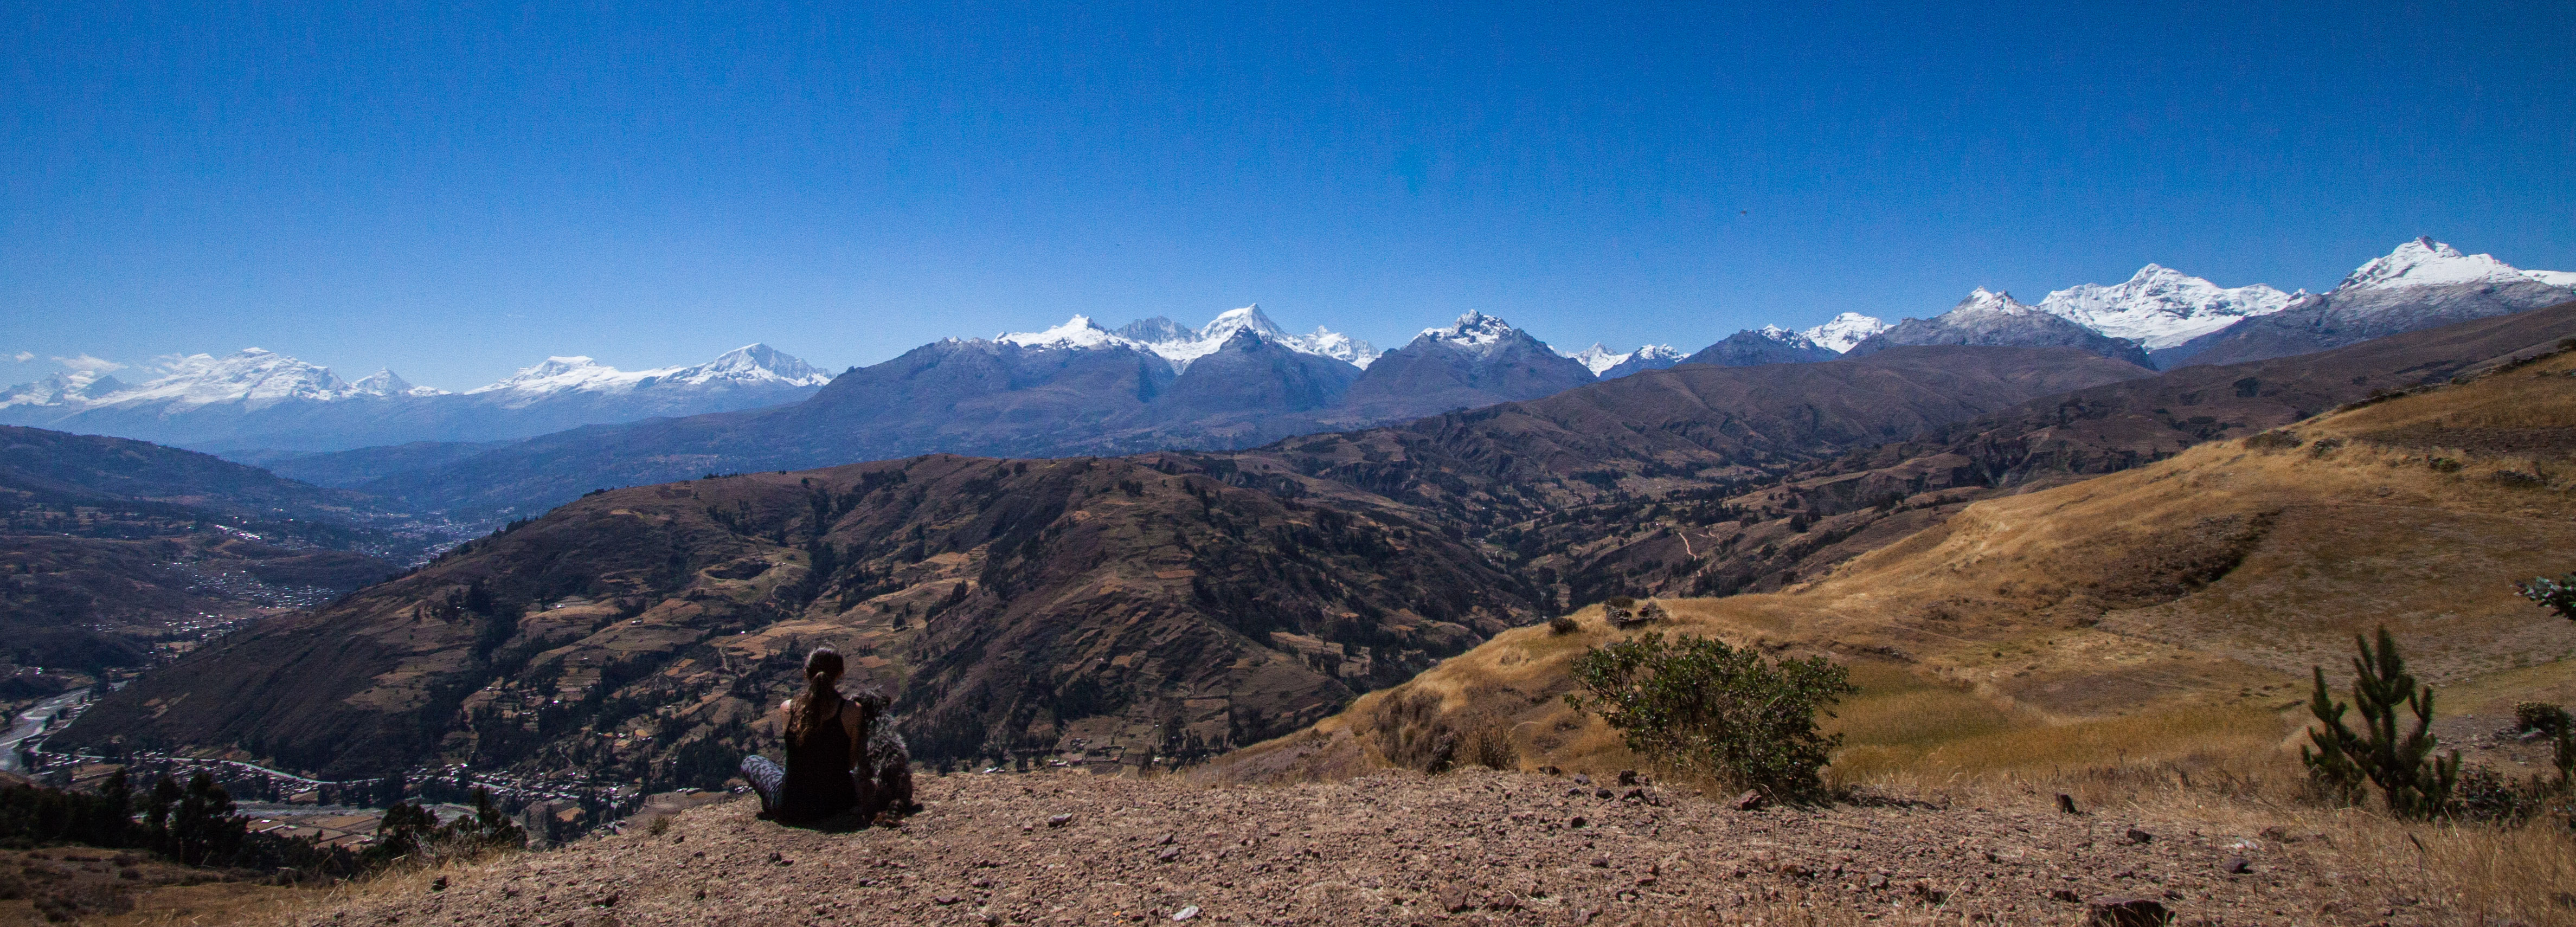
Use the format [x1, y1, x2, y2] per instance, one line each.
[2168, 237, 2574, 367]
[2033, 265, 2300, 349]
[1845, 238, 2570, 370]
[1851, 288, 2156, 367]
[1801, 313, 1892, 353]
[0, 344, 831, 453]
[7, 236, 2565, 468]
[1000, 306, 1381, 371]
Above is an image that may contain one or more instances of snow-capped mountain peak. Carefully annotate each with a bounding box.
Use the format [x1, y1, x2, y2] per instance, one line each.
[467, 345, 832, 407]
[995, 316, 1132, 351]
[1418, 311, 1530, 359]
[672, 344, 830, 387]
[0, 370, 127, 409]
[1952, 288, 2035, 314]
[1004, 306, 1379, 370]
[1562, 343, 1625, 375]
[1292, 326, 1381, 369]
[2035, 264, 2297, 349]
[1800, 313, 1889, 353]
[2527, 269, 2576, 288]
[349, 368, 447, 397]
[109, 349, 367, 410]
[2339, 237, 2543, 292]
[1560, 342, 1686, 376]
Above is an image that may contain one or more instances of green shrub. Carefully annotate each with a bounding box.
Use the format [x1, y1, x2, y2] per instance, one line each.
[1547, 615, 1580, 635]
[1564, 632, 1855, 802]
[2516, 701, 2573, 736]
[2519, 574, 2576, 622]
[2243, 430, 2302, 451]
[2300, 627, 2459, 818]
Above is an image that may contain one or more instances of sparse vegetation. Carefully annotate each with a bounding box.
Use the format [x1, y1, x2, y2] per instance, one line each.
[2518, 571, 2576, 622]
[1565, 632, 1853, 801]
[2299, 627, 2459, 817]
[1546, 614, 1579, 635]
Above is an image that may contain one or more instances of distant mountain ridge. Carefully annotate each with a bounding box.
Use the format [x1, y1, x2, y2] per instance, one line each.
[0, 344, 832, 453]
[1849, 288, 2157, 368]
[8, 237, 2565, 485]
[354, 310, 1638, 519]
[2167, 237, 2575, 367]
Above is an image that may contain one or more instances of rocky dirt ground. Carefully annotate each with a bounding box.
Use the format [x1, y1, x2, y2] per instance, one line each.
[287, 768, 2449, 927]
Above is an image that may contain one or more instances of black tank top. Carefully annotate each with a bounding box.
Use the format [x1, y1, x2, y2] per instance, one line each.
[778, 698, 859, 822]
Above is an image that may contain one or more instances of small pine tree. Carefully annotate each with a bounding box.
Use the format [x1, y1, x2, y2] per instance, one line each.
[2300, 627, 2460, 819]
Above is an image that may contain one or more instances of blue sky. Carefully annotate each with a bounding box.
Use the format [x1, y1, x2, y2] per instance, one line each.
[4, 1, 2571, 390]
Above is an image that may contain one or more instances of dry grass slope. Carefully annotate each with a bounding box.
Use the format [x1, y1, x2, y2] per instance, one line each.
[1204, 346, 2576, 919]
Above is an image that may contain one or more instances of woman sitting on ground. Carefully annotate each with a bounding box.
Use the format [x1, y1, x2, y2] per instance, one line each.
[740, 647, 911, 825]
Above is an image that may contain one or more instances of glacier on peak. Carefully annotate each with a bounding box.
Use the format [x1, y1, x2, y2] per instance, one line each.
[2339, 237, 2545, 291]
[107, 349, 374, 410]
[1559, 342, 1682, 376]
[995, 316, 1132, 351]
[1952, 287, 2036, 314]
[2036, 263, 2298, 349]
[0, 370, 127, 409]
[1000, 306, 1380, 370]
[1412, 311, 1539, 362]
[350, 369, 446, 397]
[1800, 313, 1889, 353]
[467, 344, 831, 405]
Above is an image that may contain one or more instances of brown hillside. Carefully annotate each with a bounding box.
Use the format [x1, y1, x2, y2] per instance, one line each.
[59, 454, 1534, 779]
[1220, 339, 2576, 786]
[57, 347, 2132, 780]
[1538, 299, 2576, 603]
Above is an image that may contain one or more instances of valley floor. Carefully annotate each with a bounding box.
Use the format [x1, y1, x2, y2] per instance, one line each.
[277, 769, 2477, 927]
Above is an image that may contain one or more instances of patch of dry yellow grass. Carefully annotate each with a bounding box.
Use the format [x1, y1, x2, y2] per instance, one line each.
[1210, 345, 2576, 919]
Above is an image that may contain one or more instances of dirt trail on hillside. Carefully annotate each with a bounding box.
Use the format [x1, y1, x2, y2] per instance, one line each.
[294, 770, 2438, 926]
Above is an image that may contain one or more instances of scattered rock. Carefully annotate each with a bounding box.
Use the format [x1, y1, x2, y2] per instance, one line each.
[428, 877, 446, 893]
[1616, 770, 1639, 786]
[2085, 895, 2175, 926]
[1438, 888, 1469, 913]
[1172, 906, 1199, 921]
[1572, 774, 1591, 786]
[2055, 794, 2080, 815]
[2220, 857, 2251, 874]
[934, 894, 962, 905]
[1569, 815, 1588, 828]
[1046, 814, 1073, 828]
[1732, 790, 1765, 812]
[1155, 846, 1181, 863]
[2124, 828, 2154, 845]
[2052, 888, 2083, 903]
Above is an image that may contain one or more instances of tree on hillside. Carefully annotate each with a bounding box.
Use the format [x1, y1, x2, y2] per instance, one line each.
[1565, 632, 1854, 801]
[2300, 627, 2459, 819]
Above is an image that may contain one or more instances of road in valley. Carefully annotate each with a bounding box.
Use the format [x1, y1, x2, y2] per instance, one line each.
[0, 688, 91, 773]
